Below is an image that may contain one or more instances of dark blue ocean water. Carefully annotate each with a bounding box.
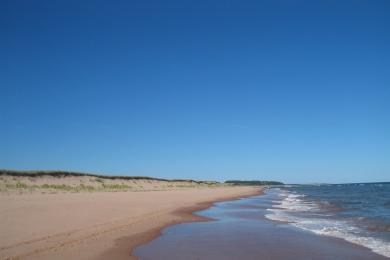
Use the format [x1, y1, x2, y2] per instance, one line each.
[266, 182, 390, 257]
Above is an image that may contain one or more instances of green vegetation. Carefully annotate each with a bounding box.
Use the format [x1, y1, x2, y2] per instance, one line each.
[102, 183, 130, 190]
[0, 169, 226, 193]
[16, 181, 28, 188]
[78, 184, 95, 191]
[0, 169, 216, 185]
[225, 180, 284, 186]
[41, 184, 72, 190]
[39, 183, 95, 192]
[5, 181, 28, 189]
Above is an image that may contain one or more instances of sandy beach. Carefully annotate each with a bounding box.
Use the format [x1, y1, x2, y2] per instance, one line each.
[0, 185, 260, 259]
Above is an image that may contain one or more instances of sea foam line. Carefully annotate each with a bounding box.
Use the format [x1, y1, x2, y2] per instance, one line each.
[265, 191, 390, 258]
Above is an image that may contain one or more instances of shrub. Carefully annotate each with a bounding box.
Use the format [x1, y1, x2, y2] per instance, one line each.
[102, 183, 130, 189]
[16, 181, 27, 189]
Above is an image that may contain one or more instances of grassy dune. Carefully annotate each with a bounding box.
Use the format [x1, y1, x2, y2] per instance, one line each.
[0, 170, 223, 194]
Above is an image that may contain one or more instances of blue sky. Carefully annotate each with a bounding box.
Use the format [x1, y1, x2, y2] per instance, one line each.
[1, 0, 389, 183]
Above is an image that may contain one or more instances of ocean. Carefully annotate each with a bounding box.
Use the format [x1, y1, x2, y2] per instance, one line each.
[266, 182, 390, 258]
[135, 183, 390, 259]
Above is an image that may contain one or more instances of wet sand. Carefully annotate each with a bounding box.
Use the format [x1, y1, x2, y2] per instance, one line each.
[135, 190, 388, 260]
[0, 186, 260, 259]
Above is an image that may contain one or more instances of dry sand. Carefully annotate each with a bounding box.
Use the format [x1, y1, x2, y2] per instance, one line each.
[0, 186, 261, 259]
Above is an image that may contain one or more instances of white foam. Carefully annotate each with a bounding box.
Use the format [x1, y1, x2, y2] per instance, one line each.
[301, 222, 390, 258]
[265, 190, 390, 258]
[265, 209, 299, 223]
[272, 193, 318, 212]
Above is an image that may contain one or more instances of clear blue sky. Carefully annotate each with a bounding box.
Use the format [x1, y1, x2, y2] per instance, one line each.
[1, 0, 389, 183]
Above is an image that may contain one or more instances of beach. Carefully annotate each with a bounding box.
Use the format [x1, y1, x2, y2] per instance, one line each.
[0, 183, 260, 259]
[2, 0, 388, 258]
[1, 173, 389, 260]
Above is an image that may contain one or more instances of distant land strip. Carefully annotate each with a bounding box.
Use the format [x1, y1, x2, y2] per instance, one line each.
[225, 180, 284, 186]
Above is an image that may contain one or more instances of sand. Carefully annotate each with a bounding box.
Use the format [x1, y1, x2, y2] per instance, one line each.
[0, 186, 261, 259]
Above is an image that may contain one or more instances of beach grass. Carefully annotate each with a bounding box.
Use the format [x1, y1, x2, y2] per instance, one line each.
[0, 169, 229, 194]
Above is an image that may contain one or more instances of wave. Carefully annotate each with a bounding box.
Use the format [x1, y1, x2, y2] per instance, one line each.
[265, 190, 390, 258]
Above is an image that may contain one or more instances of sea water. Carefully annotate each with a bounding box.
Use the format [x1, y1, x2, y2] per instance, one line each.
[135, 184, 389, 259]
[266, 183, 390, 258]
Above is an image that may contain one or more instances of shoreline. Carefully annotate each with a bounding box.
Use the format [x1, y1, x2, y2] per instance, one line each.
[0, 186, 261, 259]
[99, 187, 264, 260]
[134, 188, 388, 260]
